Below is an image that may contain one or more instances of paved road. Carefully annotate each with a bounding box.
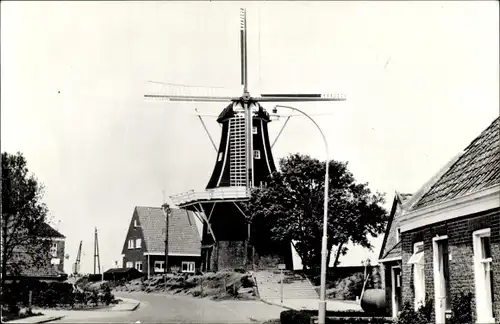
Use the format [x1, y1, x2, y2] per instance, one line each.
[53, 292, 285, 323]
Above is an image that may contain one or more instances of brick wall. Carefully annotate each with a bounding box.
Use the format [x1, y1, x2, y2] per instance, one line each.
[401, 208, 500, 322]
[215, 240, 246, 270]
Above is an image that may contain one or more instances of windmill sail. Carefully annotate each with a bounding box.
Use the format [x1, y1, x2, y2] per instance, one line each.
[240, 8, 248, 92]
[146, 7, 346, 272]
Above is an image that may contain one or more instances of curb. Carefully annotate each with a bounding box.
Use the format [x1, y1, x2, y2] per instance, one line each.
[259, 298, 296, 311]
[35, 316, 66, 324]
[112, 301, 140, 312]
[131, 302, 140, 311]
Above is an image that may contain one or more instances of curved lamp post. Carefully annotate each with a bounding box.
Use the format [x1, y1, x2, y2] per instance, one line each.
[273, 105, 330, 324]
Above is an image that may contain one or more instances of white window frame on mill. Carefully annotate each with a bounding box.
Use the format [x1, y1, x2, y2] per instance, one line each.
[253, 150, 261, 160]
[134, 219, 139, 228]
[252, 126, 258, 134]
[181, 261, 195, 273]
[50, 242, 58, 257]
[218, 152, 223, 162]
[128, 239, 134, 249]
[472, 228, 495, 324]
[126, 261, 133, 268]
[154, 261, 165, 273]
[135, 238, 141, 249]
[408, 241, 425, 310]
[135, 261, 143, 272]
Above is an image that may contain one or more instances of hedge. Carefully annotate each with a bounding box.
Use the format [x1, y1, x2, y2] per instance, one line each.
[1, 279, 115, 308]
[280, 310, 394, 324]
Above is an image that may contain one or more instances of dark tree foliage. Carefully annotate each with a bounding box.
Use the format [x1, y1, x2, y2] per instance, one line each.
[1, 152, 52, 282]
[244, 153, 388, 270]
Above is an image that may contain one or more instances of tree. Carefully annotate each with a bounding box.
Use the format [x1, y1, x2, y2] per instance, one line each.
[1, 152, 52, 283]
[244, 153, 388, 270]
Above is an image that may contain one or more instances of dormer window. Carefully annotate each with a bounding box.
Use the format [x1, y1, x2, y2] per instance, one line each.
[134, 219, 138, 228]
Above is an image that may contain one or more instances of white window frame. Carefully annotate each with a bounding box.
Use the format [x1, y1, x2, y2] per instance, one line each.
[252, 126, 258, 134]
[154, 261, 165, 273]
[254, 150, 261, 159]
[128, 239, 134, 249]
[218, 152, 223, 162]
[472, 228, 494, 324]
[135, 261, 143, 271]
[135, 238, 141, 249]
[411, 241, 425, 310]
[50, 242, 58, 257]
[181, 261, 195, 273]
[134, 219, 138, 228]
[396, 228, 401, 243]
[126, 261, 133, 268]
[432, 235, 450, 324]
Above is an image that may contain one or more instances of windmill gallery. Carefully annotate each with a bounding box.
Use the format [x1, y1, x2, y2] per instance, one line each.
[144, 8, 345, 272]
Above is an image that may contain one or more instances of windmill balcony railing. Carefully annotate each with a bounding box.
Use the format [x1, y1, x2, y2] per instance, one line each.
[170, 186, 251, 206]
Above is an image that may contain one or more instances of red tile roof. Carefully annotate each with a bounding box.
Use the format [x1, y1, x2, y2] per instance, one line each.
[413, 117, 500, 210]
[135, 207, 201, 256]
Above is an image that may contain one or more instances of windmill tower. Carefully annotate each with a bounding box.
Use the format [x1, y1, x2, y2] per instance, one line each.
[145, 8, 345, 271]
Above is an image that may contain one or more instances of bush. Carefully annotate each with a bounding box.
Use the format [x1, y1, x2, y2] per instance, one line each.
[100, 285, 115, 306]
[449, 291, 472, 324]
[281, 310, 393, 324]
[395, 300, 432, 324]
[280, 310, 312, 324]
[88, 290, 99, 307]
[327, 272, 369, 300]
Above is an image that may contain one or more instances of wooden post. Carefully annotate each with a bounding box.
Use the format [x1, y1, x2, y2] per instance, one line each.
[280, 269, 284, 304]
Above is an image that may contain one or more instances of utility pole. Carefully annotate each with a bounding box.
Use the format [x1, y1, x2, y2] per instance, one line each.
[94, 228, 101, 275]
[162, 203, 171, 277]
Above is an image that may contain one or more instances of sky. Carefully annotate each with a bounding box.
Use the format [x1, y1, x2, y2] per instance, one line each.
[1, 1, 498, 273]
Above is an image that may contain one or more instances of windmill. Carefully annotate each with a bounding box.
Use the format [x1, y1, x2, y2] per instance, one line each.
[145, 8, 345, 271]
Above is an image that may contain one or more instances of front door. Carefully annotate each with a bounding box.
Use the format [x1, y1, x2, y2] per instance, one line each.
[433, 237, 451, 324]
[391, 266, 402, 318]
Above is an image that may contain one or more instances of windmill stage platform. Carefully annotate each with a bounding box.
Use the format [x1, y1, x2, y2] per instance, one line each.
[170, 186, 250, 207]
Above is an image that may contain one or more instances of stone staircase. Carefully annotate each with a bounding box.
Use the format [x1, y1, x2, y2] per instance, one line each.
[253, 270, 319, 300]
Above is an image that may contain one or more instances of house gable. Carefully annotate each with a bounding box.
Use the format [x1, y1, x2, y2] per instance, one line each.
[121, 208, 147, 255]
[379, 192, 412, 261]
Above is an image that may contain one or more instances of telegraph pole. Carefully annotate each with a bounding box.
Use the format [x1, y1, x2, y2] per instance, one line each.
[162, 203, 171, 276]
[93, 228, 101, 275]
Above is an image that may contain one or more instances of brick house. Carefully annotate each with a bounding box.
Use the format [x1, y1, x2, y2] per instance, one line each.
[378, 192, 413, 317]
[121, 206, 201, 276]
[6, 223, 67, 281]
[397, 117, 499, 324]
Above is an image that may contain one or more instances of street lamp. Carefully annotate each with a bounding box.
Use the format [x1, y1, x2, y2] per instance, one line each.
[274, 105, 330, 324]
[162, 203, 171, 277]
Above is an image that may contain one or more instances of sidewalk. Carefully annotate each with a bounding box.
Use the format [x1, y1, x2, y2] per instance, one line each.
[261, 298, 362, 312]
[4, 297, 140, 323]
